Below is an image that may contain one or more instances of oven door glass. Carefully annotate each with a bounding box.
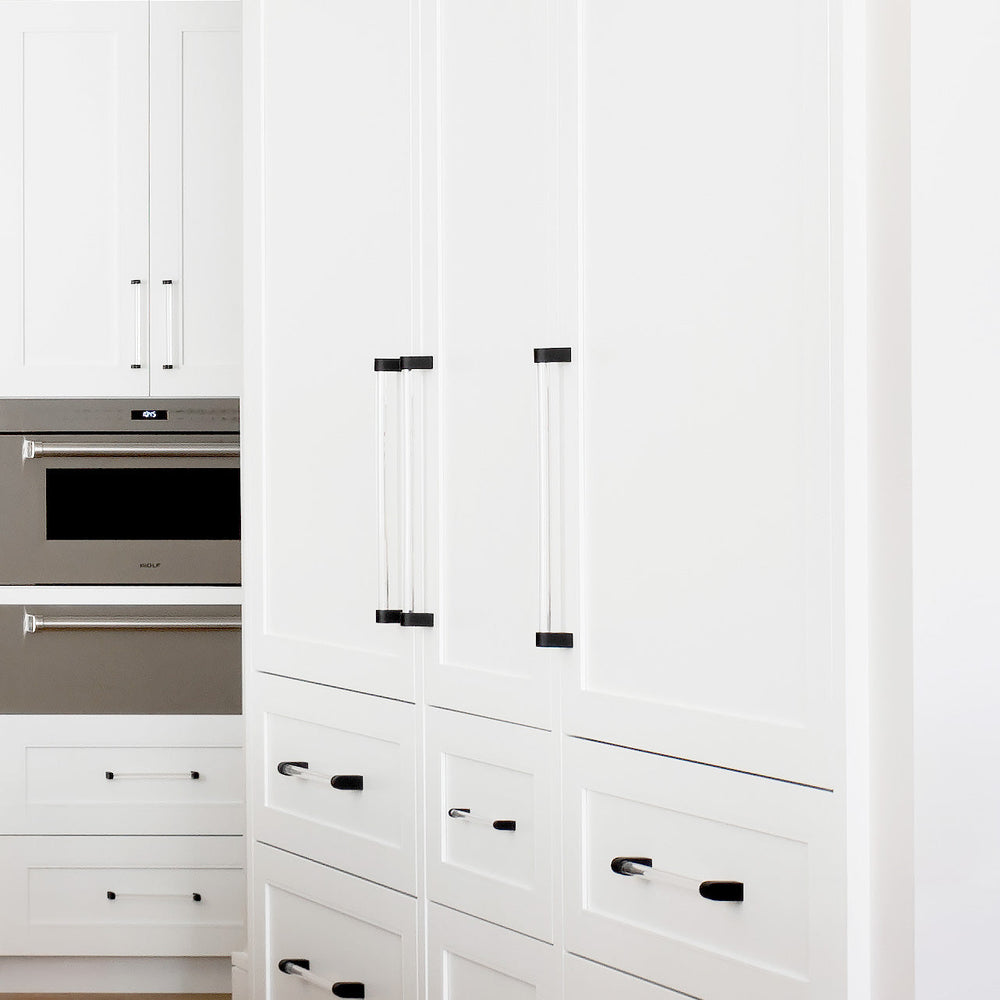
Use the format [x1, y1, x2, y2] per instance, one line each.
[0, 434, 241, 584]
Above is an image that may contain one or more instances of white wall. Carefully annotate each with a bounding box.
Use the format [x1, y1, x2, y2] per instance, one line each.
[912, 1, 1000, 995]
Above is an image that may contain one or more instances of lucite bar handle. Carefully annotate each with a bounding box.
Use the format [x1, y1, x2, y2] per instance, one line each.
[400, 356, 434, 627]
[22, 440, 239, 460]
[611, 856, 744, 902]
[374, 358, 402, 624]
[162, 280, 175, 369]
[277, 761, 364, 791]
[108, 890, 202, 902]
[447, 808, 516, 831]
[106, 770, 200, 780]
[534, 348, 573, 648]
[24, 614, 240, 635]
[278, 959, 365, 998]
[131, 279, 143, 368]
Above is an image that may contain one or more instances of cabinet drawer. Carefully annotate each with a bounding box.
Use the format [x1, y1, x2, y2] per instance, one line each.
[254, 673, 417, 893]
[255, 844, 417, 1000]
[566, 956, 690, 999]
[0, 835, 245, 956]
[427, 710, 555, 941]
[0, 716, 244, 834]
[428, 903, 559, 1000]
[564, 738, 841, 1000]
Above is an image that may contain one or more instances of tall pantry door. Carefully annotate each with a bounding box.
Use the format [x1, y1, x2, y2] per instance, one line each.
[246, 0, 418, 701]
[422, 0, 566, 731]
[149, 1, 242, 398]
[0, 2, 149, 397]
[564, 0, 841, 788]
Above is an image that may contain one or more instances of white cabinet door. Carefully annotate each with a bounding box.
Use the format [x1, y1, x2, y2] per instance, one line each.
[149, 1, 241, 397]
[564, 0, 840, 787]
[423, 0, 565, 731]
[0, 1, 149, 397]
[246, 0, 417, 701]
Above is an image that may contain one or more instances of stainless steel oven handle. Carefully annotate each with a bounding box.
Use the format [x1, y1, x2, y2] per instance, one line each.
[22, 440, 239, 460]
[24, 614, 241, 635]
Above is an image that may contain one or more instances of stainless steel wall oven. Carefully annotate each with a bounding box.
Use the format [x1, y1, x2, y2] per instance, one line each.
[0, 399, 240, 585]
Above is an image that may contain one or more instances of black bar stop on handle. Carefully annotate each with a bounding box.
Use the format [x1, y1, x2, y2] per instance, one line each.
[699, 880, 745, 902]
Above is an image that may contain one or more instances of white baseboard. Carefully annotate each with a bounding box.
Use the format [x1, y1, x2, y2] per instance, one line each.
[0, 956, 230, 993]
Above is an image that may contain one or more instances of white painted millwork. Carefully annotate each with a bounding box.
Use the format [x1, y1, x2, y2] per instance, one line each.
[255, 845, 419, 1000]
[0, 0, 241, 397]
[426, 710, 556, 942]
[254, 673, 417, 894]
[0, 835, 245, 956]
[565, 956, 691, 1000]
[0, 715, 243, 835]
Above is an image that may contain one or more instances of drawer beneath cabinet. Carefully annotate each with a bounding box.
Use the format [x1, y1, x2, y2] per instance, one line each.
[566, 955, 691, 999]
[254, 673, 417, 894]
[427, 709, 555, 941]
[0, 835, 245, 956]
[255, 844, 418, 1000]
[428, 903, 559, 1000]
[564, 738, 842, 1000]
[0, 716, 244, 834]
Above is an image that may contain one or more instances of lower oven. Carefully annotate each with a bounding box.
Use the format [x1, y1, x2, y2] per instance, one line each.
[0, 398, 240, 585]
[0, 605, 241, 715]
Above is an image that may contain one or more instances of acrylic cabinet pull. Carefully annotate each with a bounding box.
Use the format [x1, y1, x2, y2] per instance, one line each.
[534, 348, 573, 648]
[107, 890, 202, 902]
[21, 439, 239, 460]
[162, 280, 175, 369]
[24, 614, 240, 635]
[276, 761, 364, 791]
[131, 279, 143, 368]
[105, 770, 200, 781]
[611, 856, 744, 902]
[374, 358, 402, 624]
[447, 808, 516, 831]
[278, 959, 365, 998]
[399, 356, 434, 627]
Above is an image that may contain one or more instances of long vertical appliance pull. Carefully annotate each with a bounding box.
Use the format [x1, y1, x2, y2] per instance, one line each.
[399, 355, 434, 627]
[162, 280, 175, 369]
[374, 358, 403, 624]
[131, 279, 143, 369]
[534, 348, 573, 648]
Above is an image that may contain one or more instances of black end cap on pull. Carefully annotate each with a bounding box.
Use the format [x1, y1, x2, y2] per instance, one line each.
[130, 365, 142, 369]
[277, 760, 308, 776]
[278, 959, 309, 975]
[332, 984, 366, 999]
[400, 612, 434, 627]
[699, 880, 744, 902]
[399, 355, 434, 370]
[534, 347, 572, 364]
[492, 820, 517, 831]
[107, 891, 117, 900]
[611, 856, 652, 876]
[374, 358, 402, 372]
[536, 631, 573, 648]
[105, 771, 115, 780]
[192, 892, 202, 902]
[190, 771, 200, 780]
[331, 774, 364, 791]
[376, 609, 402, 624]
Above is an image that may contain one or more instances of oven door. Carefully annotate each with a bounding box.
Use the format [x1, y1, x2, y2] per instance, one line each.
[0, 434, 240, 584]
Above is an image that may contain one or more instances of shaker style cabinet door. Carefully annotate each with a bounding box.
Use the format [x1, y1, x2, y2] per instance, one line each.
[247, 0, 417, 700]
[422, 0, 567, 732]
[0, 2, 149, 397]
[149, 1, 242, 397]
[563, 0, 840, 787]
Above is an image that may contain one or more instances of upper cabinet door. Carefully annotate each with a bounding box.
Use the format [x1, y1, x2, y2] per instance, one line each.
[422, 0, 564, 731]
[0, 2, 149, 397]
[564, 0, 840, 788]
[149, 2, 242, 398]
[246, 0, 417, 700]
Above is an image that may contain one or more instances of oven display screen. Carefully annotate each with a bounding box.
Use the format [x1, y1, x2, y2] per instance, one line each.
[45, 468, 241, 540]
[131, 409, 168, 420]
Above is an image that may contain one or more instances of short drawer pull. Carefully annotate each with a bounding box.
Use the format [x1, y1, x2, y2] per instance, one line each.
[448, 807, 517, 831]
[107, 890, 202, 902]
[611, 856, 744, 902]
[105, 770, 200, 781]
[278, 959, 365, 998]
[277, 761, 364, 791]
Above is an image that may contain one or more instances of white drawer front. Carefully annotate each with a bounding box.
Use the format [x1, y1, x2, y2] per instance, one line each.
[255, 673, 417, 893]
[0, 835, 245, 956]
[428, 903, 559, 1000]
[256, 844, 417, 1000]
[565, 956, 691, 999]
[427, 710, 555, 941]
[0, 716, 244, 834]
[565, 738, 841, 1000]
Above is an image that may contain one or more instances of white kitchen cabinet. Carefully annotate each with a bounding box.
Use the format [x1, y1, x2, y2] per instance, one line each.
[0, 1, 240, 398]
